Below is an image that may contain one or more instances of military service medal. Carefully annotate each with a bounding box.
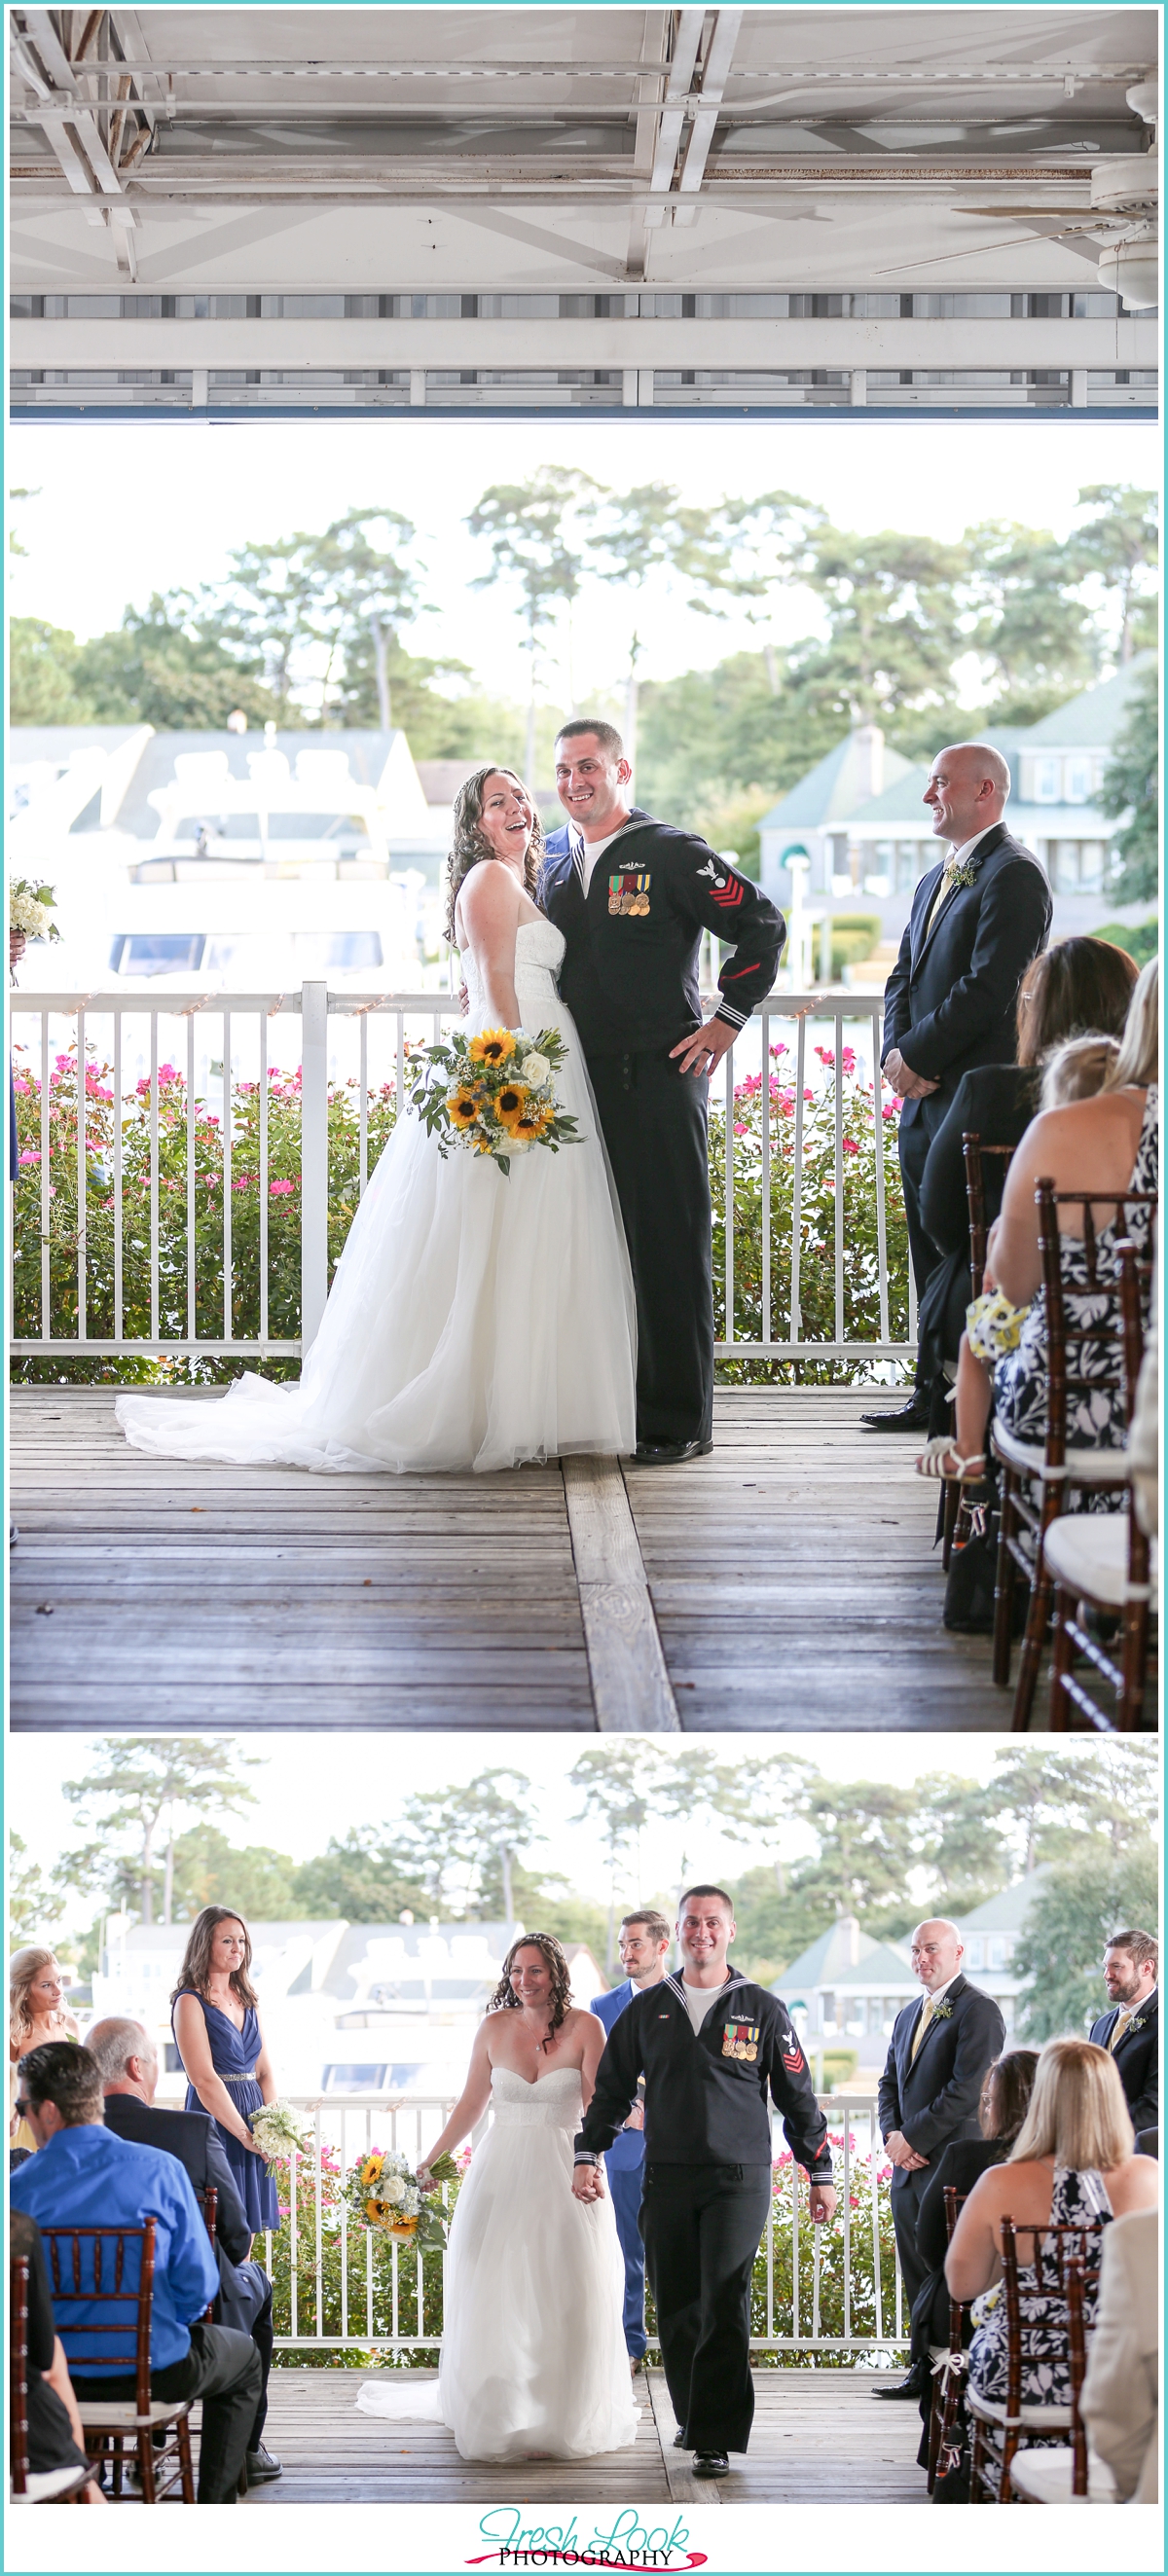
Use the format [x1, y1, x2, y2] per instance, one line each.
[722, 2020, 760, 2062]
[608, 870, 651, 917]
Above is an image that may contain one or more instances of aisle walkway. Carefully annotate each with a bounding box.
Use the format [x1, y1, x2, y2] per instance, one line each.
[241, 2365, 926, 2506]
[9, 1386, 1000, 1727]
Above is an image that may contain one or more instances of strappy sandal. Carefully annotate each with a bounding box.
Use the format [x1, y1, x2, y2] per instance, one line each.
[915, 1435, 987, 1486]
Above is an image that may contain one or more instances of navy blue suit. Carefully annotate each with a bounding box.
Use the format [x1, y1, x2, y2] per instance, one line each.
[592, 1978, 648, 2360]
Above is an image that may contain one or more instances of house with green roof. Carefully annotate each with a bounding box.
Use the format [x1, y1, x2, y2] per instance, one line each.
[757, 660, 1153, 957]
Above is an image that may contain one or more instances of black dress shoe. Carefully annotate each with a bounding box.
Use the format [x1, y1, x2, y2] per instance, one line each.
[873, 2372, 926, 2400]
[632, 1437, 714, 1466]
[859, 1399, 931, 1433]
[693, 2450, 730, 2478]
[673, 2430, 687, 2449]
[245, 2445, 283, 2481]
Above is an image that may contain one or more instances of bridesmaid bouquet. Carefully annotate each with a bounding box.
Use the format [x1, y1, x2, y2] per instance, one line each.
[407, 1025, 580, 1177]
[344, 2147, 458, 2247]
[9, 877, 61, 942]
[248, 2099, 313, 2171]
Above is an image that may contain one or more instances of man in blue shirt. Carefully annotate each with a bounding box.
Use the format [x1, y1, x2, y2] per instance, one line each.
[591, 1907, 673, 2372]
[11, 2041, 262, 2502]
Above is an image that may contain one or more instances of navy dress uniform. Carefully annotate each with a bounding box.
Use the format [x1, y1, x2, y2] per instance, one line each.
[542, 812, 785, 1451]
[590, 1977, 650, 2363]
[575, 1966, 830, 2455]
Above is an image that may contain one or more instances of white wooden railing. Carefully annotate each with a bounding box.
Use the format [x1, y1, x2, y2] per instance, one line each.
[265, 2093, 905, 2359]
[9, 987, 914, 1368]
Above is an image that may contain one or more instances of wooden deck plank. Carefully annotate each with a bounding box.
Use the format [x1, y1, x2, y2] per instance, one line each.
[237, 2366, 926, 2506]
[10, 1386, 1016, 1728]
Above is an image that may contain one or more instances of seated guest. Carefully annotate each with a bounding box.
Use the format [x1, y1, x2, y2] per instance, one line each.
[924, 959, 1158, 1492]
[88, 2014, 281, 2486]
[1079, 2204, 1159, 2501]
[908, 2047, 1039, 2497]
[10, 2042, 261, 2504]
[11, 2208, 105, 2503]
[1089, 1932, 1157, 2137]
[915, 935, 1139, 1422]
[916, 1032, 1122, 1490]
[947, 2039, 1159, 2447]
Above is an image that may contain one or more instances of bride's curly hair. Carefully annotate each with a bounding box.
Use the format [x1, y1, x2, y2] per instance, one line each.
[443, 764, 545, 946]
[489, 1932, 572, 2050]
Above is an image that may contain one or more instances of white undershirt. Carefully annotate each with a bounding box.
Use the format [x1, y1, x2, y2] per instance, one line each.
[576, 826, 629, 894]
[681, 1979, 724, 2036]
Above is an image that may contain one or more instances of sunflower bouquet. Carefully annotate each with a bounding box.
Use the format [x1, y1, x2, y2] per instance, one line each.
[343, 2147, 458, 2248]
[407, 1025, 579, 1178]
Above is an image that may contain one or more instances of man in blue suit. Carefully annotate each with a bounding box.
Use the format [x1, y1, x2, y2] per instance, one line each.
[591, 1907, 673, 2372]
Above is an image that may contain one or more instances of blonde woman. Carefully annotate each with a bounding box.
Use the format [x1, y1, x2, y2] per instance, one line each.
[947, 2037, 1158, 2421]
[170, 1907, 280, 2235]
[115, 764, 636, 1475]
[10, 1949, 79, 2152]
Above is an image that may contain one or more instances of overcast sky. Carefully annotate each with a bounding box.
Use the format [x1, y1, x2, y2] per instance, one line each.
[13, 1730, 1087, 1938]
[10, 416, 1156, 713]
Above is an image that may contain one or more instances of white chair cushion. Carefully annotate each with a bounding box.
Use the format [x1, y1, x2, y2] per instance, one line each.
[1008, 2447, 1118, 2505]
[993, 1423, 1131, 1485]
[9, 2464, 92, 2503]
[968, 2388, 1074, 2430]
[77, 2398, 189, 2428]
[1043, 1513, 1158, 1610]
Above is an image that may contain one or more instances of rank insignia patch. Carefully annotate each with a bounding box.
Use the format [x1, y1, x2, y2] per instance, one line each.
[609, 870, 651, 917]
[782, 2040, 805, 2073]
[721, 2020, 760, 2063]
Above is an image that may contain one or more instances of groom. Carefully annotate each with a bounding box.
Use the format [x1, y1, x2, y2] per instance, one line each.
[572, 1884, 834, 2478]
[541, 722, 785, 1465]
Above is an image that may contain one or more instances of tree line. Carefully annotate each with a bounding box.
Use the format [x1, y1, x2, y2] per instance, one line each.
[11, 479, 1156, 886]
[12, 1738, 1155, 2036]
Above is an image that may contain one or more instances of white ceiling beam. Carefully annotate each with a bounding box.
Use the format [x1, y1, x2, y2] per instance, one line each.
[31, 114, 94, 193]
[678, 7, 742, 195]
[19, 9, 77, 90]
[648, 6, 706, 192]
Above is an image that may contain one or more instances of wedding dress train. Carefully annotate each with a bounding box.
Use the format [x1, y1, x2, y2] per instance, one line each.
[355, 2067, 639, 2462]
[114, 921, 636, 1473]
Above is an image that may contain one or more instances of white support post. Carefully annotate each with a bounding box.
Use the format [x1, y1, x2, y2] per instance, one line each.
[191, 366, 208, 410]
[410, 368, 426, 407]
[622, 367, 639, 408]
[850, 368, 867, 406]
[637, 367, 654, 407]
[300, 982, 329, 1354]
[1070, 368, 1088, 407]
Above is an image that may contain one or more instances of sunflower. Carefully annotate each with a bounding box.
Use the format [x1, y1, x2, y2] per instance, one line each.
[469, 1028, 514, 1067]
[360, 2154, 383, 2189]
[448, 1087, 482, 1130]
[512, 1104, 554, 1143]
[494, 1082, 529, 1129]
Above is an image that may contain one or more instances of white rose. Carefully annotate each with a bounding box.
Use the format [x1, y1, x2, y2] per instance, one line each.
[506, 1139, 531, 1154]
[519, 1053, 551, 1089]
[382, 2174, 406, 2205]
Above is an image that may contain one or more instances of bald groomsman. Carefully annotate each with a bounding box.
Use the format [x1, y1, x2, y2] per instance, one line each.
[1090, 1930, 1158, 2138]
[864, 742, 1051, 1433]
[876, 1918, 1004, 2399]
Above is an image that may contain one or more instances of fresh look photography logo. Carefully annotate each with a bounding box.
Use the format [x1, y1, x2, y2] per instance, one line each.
[467, 2507, 706, 2567]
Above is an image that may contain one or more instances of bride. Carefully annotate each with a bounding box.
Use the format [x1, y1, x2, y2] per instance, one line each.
[114, 766, 636, 1474]
[356, 1934, 639, 2462]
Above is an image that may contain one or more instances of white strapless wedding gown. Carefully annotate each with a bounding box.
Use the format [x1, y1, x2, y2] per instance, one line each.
[355, 2068, 639, 2462]
[114, 922, 636, 1473]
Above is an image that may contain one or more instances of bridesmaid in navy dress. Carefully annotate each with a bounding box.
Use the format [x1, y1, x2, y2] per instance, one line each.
[170, 1906, 281, 2236]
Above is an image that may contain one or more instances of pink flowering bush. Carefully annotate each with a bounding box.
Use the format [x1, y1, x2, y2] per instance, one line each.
[710, 1042, 911, 1385]
[11, 1046, 403, 1384]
